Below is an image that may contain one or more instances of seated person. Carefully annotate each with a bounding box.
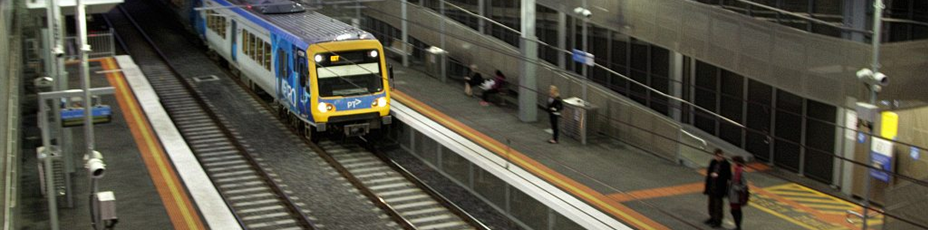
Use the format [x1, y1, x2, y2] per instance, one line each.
[480, 70, 506, 106]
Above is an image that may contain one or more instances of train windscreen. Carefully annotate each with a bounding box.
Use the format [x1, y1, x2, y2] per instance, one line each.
[314, 50, 384, 97]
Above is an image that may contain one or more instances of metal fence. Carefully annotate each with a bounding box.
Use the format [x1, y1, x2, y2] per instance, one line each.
[64, 28, 116, 60]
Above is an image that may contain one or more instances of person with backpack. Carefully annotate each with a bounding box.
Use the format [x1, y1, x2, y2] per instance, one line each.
[729, 156, 750, 230]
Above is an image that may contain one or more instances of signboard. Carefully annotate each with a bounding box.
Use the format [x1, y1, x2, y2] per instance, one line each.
[571, 49, 595, 66]
[869, 137, 893, 182]
[60, 105, 113, 127]
[912, 147, 920, 160]
[881, 111, 899, 139]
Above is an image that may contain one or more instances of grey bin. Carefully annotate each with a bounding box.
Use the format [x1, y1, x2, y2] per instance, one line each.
[424, 46, 447, 78]
[561, 97, 597, 145]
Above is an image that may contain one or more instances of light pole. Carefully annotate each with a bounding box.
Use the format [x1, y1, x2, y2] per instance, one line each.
[574, 4, 591, 104]
[855, 1, 888, 229]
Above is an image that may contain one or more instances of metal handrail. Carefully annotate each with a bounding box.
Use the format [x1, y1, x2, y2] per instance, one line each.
[734, 0, 872, 34]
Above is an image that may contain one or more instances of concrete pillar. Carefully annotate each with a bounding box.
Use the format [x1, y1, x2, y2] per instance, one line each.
[478, 0, 486, 34]
[670, 52, 684, 122]
[401, 0, 409, 67]
[843, 0, 867, 42]
[519, 0, 538, 122]
[556, 11, 566, 69]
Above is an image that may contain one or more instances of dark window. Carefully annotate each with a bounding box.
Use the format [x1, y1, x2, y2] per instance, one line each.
[774, 90, 803, 172]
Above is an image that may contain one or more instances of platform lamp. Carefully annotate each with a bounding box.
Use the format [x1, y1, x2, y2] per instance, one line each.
[574, 4, 591, 105]
[852, 0, 888, 229]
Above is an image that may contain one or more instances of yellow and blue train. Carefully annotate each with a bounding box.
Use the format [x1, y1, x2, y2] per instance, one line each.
[192, 0, 392, 139]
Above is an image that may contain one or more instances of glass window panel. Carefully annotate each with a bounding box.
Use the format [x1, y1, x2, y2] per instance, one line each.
[746, 129, 771, 162]
[695, 60, 718, 92]
[553, 210, 585, 230]
[611, 34, 629, 75]
[474, 168, 507, 208]
[650, 45, 670, 77]
[264, 42, 272, 70]
[440, 147, 472, 186]
[776, 89, 803, 114]
[720, 69, 743, 98]
[509, 189, 549, 230]
[720, 95, 744, 146]
[774, 140, 801, 172]
[630, 40, 648, 71]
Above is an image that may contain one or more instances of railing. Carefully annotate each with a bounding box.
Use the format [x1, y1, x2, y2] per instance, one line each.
[1, 4, 21, 230]
[701, 0, 928, 42]
[348, 1, 928, 229]
[64, 29, 116, 60]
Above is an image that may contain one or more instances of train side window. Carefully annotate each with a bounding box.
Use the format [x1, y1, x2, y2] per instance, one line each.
[256, 42, 263, 66]
[242, 31, 248, 55]
[249, 33, 256, 60]
[264, 42, 271, 70]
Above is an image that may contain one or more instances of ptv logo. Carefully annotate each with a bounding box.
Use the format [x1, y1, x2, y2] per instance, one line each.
[347, 99, 363, 109]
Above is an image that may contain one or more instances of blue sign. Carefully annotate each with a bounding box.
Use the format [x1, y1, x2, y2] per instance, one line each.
[857, 133, 866, 144]
[571, 49, 595, 66]
[912, 147, 920, 160]
[869, 138, 893, 182]
[870, 152, 892, 182]
[60, 106, 112, 120]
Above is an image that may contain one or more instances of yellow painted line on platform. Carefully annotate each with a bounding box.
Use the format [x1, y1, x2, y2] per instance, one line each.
[103, 57, 205, 230]
[752, 184, 861, 230]
[393, 90, 667, 230]
[749, 200, 823, 230]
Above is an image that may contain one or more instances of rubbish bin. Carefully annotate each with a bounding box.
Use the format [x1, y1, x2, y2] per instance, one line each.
[424, 46, 446, 78]
[561, 97, 597, 145]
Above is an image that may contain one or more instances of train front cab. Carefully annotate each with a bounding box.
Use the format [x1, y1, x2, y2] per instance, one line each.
[306, 39, 393, 137]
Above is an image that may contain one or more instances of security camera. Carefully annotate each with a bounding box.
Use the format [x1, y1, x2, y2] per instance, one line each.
[85, 151, 106, 179]
[86, 158, 105, 179]
[573, 7, 592, 18]
[856, 68, 889, 86]
[53, 46, 65, 58]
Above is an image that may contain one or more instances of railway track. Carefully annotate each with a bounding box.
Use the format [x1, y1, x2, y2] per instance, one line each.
[105, 1, 493, 229]
[313, 140, 480, 230]
[104, 5, 316, 230]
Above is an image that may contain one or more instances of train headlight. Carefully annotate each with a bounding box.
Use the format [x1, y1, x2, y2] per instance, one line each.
[376, 97, 387, 107]
[317, 103, 333, 113]
[369, 50, 379, 58]
[314, 54, 323, 63]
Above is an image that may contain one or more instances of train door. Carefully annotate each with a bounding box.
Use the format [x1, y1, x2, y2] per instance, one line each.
[295, 48, 309, 116]
[230, 20, 237, 62]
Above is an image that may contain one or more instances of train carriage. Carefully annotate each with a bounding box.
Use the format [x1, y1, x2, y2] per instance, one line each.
[195, 0, 392, 139]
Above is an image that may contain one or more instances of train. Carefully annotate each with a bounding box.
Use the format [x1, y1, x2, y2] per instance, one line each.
[183, 0, 393, 139]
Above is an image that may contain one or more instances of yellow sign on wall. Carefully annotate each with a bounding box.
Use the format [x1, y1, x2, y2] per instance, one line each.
[881, 111, 899, 140]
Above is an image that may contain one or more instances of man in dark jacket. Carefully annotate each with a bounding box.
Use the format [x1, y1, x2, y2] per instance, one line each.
[704, 149, 731, 228]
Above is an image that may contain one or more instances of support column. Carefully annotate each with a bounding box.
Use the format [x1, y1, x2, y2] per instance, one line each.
[556, 11, 566, 69]
[478, 0, 486, 34]
[670, 52, 684, 122]
[401, 0, 410, 67]
[843, 0, 867, 42]
[519, 0, 538, 122]
[440, 0, 447, 83]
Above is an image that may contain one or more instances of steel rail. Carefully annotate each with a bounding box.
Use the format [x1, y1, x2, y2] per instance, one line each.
[362, 140, 492, 230]
[113, 5, 317, 229]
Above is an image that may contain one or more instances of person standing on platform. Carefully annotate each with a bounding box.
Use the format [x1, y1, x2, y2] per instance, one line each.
[546, 85, 563, 144]
[703, 149, 731, 228]
[729, 156, 749, 230]
[464, 64, 483, 97]
[480, 70, 506, 106]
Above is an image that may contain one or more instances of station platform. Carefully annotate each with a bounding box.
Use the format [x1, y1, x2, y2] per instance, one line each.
[18, 57, 227, 230]
[388, 61, 882, 230]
